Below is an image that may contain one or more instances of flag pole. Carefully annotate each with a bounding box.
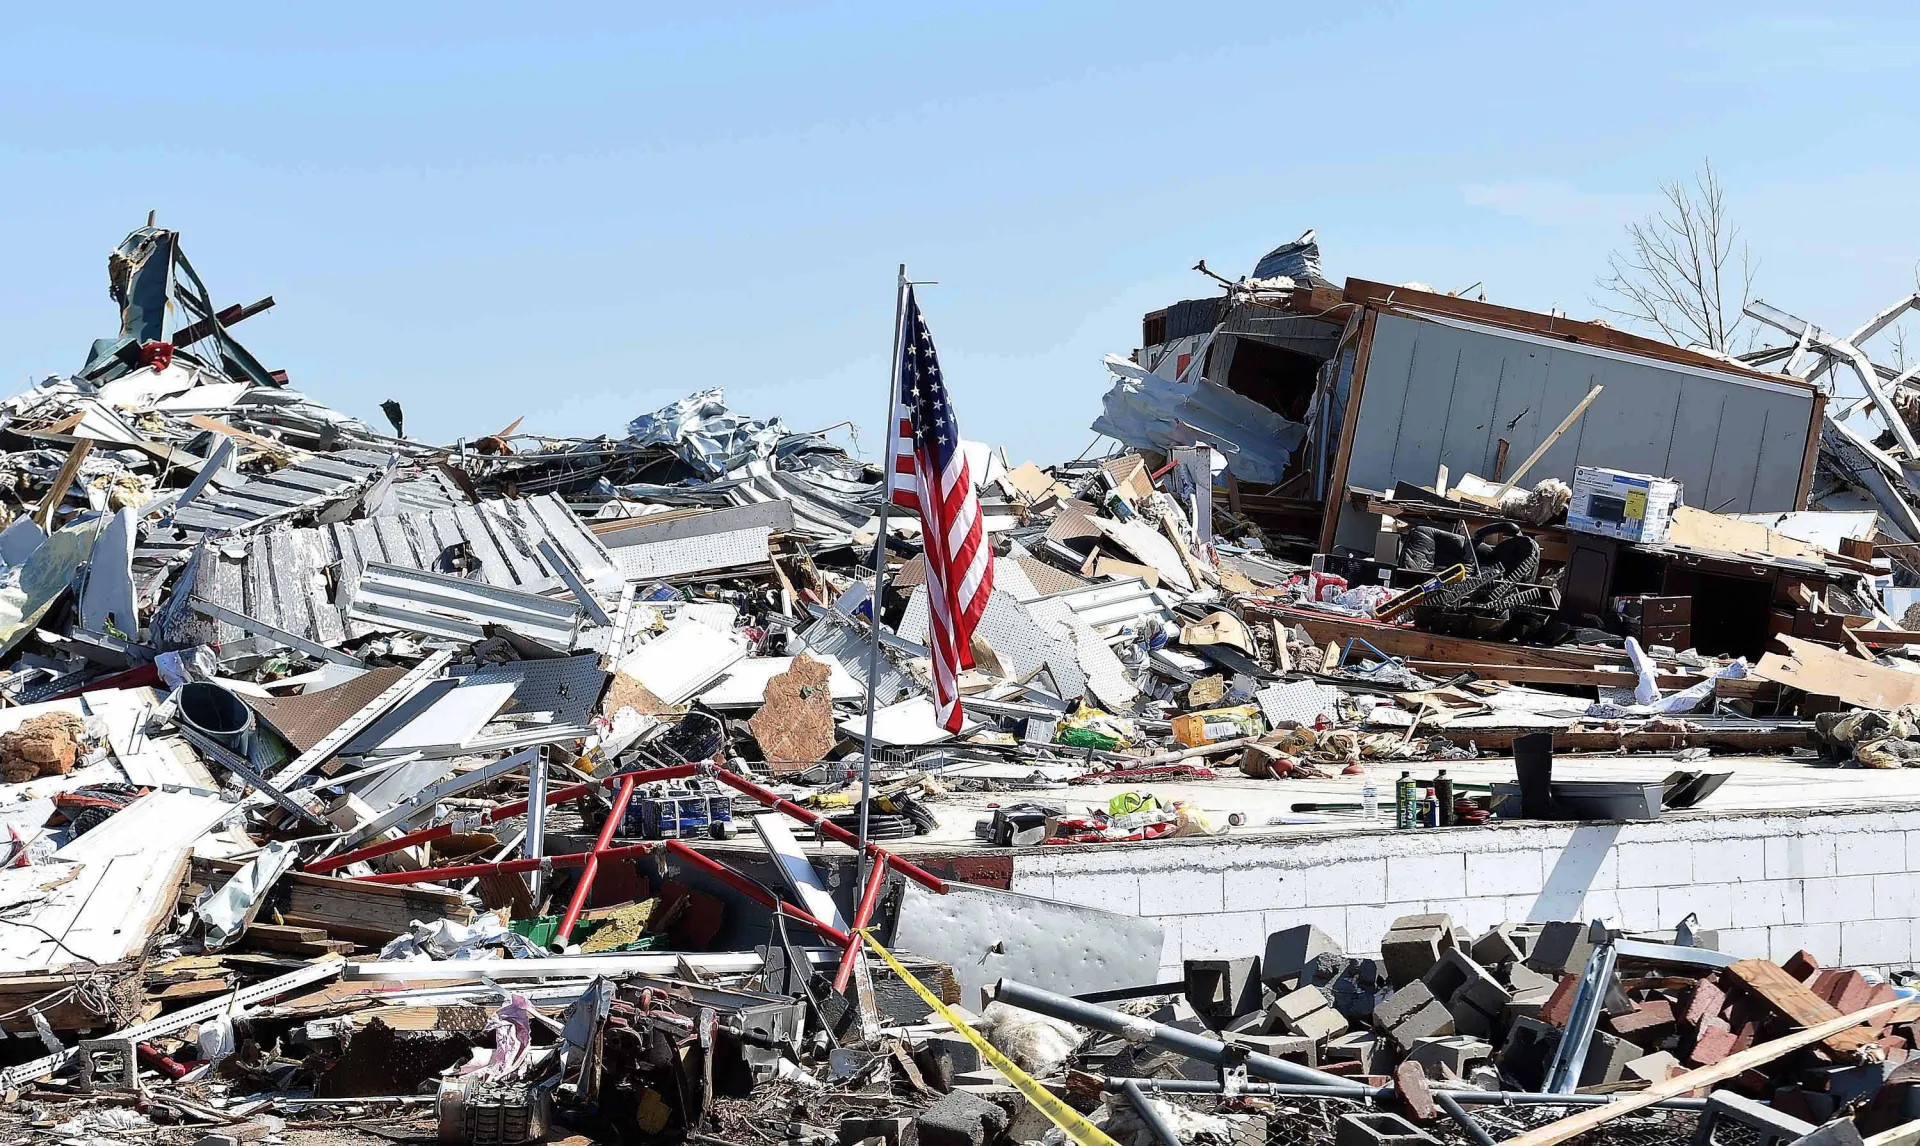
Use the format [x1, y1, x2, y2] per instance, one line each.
[855, 264, 908, 906]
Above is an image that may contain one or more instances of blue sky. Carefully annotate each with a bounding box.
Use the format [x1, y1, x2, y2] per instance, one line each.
[2, 4, 1917, 465]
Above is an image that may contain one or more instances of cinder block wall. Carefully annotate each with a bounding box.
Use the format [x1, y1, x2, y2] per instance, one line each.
[1008, 808, 1920, 982]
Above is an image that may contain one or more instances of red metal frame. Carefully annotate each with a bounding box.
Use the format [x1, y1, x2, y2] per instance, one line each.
[832, 853, 887, 993]
[557, 773, 639, 943]
[307, 763, 699, 874]
[709, 769, 948, 893]
[321, 762, 946, 960]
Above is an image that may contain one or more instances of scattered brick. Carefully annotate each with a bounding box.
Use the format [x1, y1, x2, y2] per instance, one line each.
[1540, 975, 1580, 1028]
[1392, 1060, 1435, 1123]
[1682, 976, 1726, 1028]
[1782, 950, 1821, 982]
[1689, 1018, 1738, 1067]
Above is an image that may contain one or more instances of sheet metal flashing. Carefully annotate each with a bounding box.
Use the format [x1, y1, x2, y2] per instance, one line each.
[347, 561, 585, 647]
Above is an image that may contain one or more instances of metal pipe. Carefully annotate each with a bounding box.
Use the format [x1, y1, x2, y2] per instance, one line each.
[1120, 1079, 1183, 1146]
[833, 854, 889, 993]
[857, 264, 909, 905]
[1107, 1078, 1709, 1111]
[990, 978, 1352, 1088]
[709, 768, 948, 893]
[661, 840, 851, 946]
[558, 774, 639, 943]
[525, 749, 549, 905]
[351, 841, 661, 884]
[1435, 1092, 1496, 1146]
[313, 763, 698, 873]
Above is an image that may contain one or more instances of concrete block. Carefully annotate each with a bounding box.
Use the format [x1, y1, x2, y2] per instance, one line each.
[1334, 1112, 1437, 1146]
[1186, 956, 1263, 1026]
[1390, 912, 1456, 932]
[840, 1118, 914, 1146]
[1290, 1006, 1350, 1043]
[1271, 985, 1331, 1028]
[1498, 1016, 1562, 1093]
[76, 1037, 137, 1093]
[1381, 926, 1448, 987]
[1450, 997, 1495, 1039]
[1623, 1050, 1680, 1084]
[1373, 981, 1438, 1030]
[915, 1090, 1008, 1146]
[1406, 1035, 1492, 1080]
[1578, 1030, 1638, 1088]
[1386, 1000, 1456, 1051]
[1505, 961, 1555, 992]
[1505, 985, 1553, 1025]
[1525, 921, 1592, 975]
[1264, 924, 1342, 990]
[1458, 973, 1514, 1022]
[1470, 923, 1524, 966]
[917, 1033, 982, 1090]
[1791, 1120, 1870, 1146]
[1227, 1032, 1317, 1064]
[1325, 1030, 1391, 1074]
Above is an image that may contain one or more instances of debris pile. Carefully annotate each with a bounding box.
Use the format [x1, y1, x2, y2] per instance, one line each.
[0, 221, 1918, 1145]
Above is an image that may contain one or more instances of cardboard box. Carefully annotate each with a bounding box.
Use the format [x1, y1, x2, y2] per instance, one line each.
[1566, 467, 1680, 544]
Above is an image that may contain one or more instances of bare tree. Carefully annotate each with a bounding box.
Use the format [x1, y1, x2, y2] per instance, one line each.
[1594, 161, 1756, 352]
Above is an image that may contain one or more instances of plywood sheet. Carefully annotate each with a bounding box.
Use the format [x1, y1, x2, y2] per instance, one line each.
[1753, 635, 1920, 710]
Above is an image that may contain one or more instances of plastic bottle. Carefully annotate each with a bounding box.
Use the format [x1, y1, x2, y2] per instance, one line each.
[1435, 769, 1455, 827]
[1361, 777, 1380, 822]
[1395, 771, 1417, 829]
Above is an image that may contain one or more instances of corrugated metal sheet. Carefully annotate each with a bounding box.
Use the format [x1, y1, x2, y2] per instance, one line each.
[347, 562, 584, 647]
[794, 612, 910, 705]
[1332, 309, 1819, 550]
[171, 449, 393, 534]
[169, 493, 618, 647]
[612, 526, 773, 581]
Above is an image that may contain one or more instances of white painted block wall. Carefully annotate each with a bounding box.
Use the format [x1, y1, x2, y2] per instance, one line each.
[1008, 807, 1920, 983]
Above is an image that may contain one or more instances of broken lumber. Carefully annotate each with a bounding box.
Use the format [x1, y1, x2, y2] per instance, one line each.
[1754, 635, 1920, 710]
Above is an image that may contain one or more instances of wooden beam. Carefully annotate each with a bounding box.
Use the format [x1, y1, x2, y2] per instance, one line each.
[1250, 604, 1643, 671]
[1317, 309, 1379, 555]
[1504, 996, 1906, 1146]
[33, 440, 91, 531]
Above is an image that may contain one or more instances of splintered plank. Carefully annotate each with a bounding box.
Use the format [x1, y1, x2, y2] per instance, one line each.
[1727, 958, 1881, 1055]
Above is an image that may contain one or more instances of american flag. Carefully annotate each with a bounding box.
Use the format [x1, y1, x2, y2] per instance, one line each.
[889, 286, 994, 732]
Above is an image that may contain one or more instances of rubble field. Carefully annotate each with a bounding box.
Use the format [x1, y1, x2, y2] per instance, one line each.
[1, 225, 1920, 1145]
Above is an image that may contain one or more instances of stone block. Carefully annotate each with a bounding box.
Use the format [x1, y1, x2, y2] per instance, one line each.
[1386, 1000, 1456, 1051]
[1578, 1030, 1639, 1088]
[1505, 985, 1553, 1025]
[1227, 1032, 1317, 1064]
[1325, 1030, 1392, 1074]
[76, 1037, 137, 1093]
[1290, 1006, 1350, 1043]
[1498, 1016, 1562, 1093]
[1406, 1035, 1492, 1080]
[1264, 924, 1343, 991]
[1506, 962, 1555, 992]
[1525, 921, 1592, 975]
[1373, 982, 1438, 1030]
[1623, 1050, 1681, 1084]
[1334, 1112, 1437, 1146]
[915, 1091, 1008, 1146]
[1470, 923, 1524, 967]
[1271, 985, 1331, 1027]
[1381, 926, 1448, 987]
[840, 1117, 915, 1146]
[1186, 956, 1263, 1026]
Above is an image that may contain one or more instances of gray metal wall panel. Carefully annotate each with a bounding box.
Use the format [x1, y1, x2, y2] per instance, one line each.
[1334, 312, 1816, 549]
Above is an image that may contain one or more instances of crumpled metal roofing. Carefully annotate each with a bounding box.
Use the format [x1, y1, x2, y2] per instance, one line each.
[1091, 354, 1306, 485]
[163, 492, 618, 647]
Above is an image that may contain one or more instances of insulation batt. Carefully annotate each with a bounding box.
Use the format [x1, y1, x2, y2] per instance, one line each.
[973, 1001, 1083, 1076]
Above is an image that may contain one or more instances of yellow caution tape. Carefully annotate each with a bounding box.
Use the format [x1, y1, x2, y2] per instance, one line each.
[858, 930, 1122, 1146]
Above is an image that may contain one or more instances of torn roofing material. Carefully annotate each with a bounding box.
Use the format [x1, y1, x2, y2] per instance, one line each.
[163, 492, 618, 647]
